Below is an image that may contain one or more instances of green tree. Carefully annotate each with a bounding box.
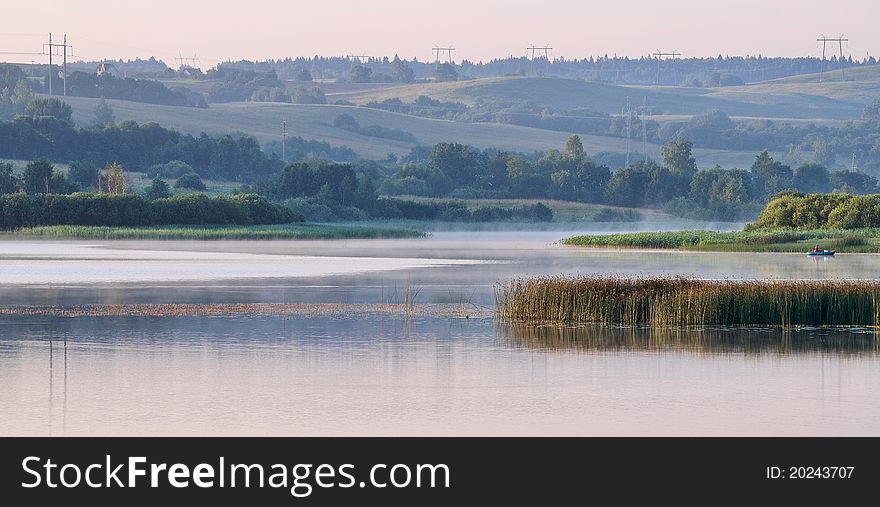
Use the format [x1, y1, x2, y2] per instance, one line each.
[23, 159, 55, 194]
[661, 135, 697, 179]
[433, 63, 458, 82]
[750, 150, 793, 199]
[349, 65, 373, 83]
[10, 80, 32, 115]
[812, 138, 834, 166]
[67, 160, 98, 190]
[93, 98, 115, 127]
[292, 68, 313, 81]
[26, 97, 73, 125]
[390, 55, 415, 83]
[830, 170, 878, 194]
[563, 135, 585, 163]
[793, 162, 832, 194]
[174, 172, 206, 191]
[144, 177, 172, 200]
[862, 97, 880, 122]
[0, 162, 19, 194]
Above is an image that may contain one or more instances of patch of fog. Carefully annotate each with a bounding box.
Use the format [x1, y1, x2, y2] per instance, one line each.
[0, 242, 486, 285]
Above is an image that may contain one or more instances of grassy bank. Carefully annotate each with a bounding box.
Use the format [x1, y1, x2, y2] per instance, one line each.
[11, 223, 426, 240]
[562, 228, 880, 252]
[496, 276, 880, 327]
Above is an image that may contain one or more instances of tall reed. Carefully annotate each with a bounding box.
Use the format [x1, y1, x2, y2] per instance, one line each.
[496, 276, 880, 327]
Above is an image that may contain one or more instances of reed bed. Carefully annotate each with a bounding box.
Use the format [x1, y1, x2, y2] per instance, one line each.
[561, 228, 880, 252]
[496, 276, 880, 328]
[11, 224, 425, 240]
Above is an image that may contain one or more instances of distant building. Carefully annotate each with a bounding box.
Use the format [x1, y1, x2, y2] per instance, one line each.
[95, 62, 121, 77]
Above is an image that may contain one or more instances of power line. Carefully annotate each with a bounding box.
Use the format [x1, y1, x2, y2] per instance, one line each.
[527, 45, 552, 60]
[281, 119, 288, 162]
[431, 46, 455, 64]
[651, 50, 680, 85]
[174, 52, 200, 68]
[43, 33, 73, 97]
[816, 34, 848, 81]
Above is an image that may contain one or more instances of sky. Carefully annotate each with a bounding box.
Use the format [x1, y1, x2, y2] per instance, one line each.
[1, 0, 877, 68]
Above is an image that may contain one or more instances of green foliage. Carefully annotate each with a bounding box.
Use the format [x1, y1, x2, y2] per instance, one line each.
[0, 192, 297, 229]
[67, 160, 98, 190]
[661, 135, 697, 178]
[146, 160, 194, 179]
[793, 162, 831, 193]
[433, 63, 458, 82]
[144, 177, 171, 200]
[93, 98, 115, 127]
[174, 172, 207, 190]
[66, 71, 205, 107]
[390, 56, 415, 83]
[349, 65, 373, 83]
[332, 114, 417, 143]
[0, 162, 18, 194]
[0, 118, 283, 182]
[291, 86, 326, 104]
[750, 192, 880, 229]
[26, 98, 73, 125]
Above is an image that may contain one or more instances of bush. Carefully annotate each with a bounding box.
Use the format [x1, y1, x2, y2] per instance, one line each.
[174, 172, 206, 190]
[146, 160, 194, 179]
[752, 193, 880, 230]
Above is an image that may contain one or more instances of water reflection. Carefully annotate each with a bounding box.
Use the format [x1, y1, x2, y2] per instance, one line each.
[499, 323, 880, 355]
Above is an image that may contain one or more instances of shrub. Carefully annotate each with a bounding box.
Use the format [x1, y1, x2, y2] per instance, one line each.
[174, 172, 206, 190]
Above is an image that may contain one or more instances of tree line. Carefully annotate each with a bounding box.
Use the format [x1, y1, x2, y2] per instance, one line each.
[0, 97, 354, 181]
[380, 136, 880, 220]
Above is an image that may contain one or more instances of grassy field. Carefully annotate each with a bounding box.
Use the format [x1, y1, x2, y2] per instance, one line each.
[337, 73, 877, 120]
[562, 228, 880, 252]
[496, 276, 880, 327]
[12, 223, 426, 240]
[126, 171, 241, 196]
[56, 95, 765, 168]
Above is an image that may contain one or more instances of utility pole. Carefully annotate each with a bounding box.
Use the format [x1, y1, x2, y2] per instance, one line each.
[63, 34, 67, 96]
[642, 96, 649, 163]
[43, 33, 73, 96]
[651, 50, 680, 85]
[174, 53, 200, 69]
[624, 96, 631, 168]
[527, 45, 552, 60]
[816, 35, 848, 81]
[431, 46, 456, 64]
[281, 119, 288, 161]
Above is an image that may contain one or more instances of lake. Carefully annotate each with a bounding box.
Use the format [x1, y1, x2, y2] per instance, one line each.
[1, 232, 879, 436]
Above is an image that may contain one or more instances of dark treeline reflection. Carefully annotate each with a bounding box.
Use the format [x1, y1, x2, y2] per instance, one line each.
[498, 323, 880, 356]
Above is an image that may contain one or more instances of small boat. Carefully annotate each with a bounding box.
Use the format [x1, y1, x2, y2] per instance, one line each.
[807, 250, 835, 256]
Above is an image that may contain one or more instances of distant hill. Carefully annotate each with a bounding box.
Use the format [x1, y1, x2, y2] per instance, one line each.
[337, 73, 876, 120]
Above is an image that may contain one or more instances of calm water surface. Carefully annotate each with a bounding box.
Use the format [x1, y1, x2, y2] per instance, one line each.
[1, 232, 879, 436]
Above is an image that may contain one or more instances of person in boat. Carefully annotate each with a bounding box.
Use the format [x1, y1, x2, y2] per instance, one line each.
[812, 244, 821, 253]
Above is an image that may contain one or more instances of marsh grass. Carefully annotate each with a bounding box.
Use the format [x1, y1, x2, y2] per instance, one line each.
[496, 276, 880, 328]
[11, 224, 426, 240]
[562, 228, 880, 252]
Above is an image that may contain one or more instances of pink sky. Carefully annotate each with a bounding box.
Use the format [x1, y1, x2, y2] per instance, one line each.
[1, 0, 876, 68]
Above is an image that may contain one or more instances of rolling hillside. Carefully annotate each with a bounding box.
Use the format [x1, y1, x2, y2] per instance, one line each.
[338, 71, 879, 120]
[59, 95, 764, 167]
